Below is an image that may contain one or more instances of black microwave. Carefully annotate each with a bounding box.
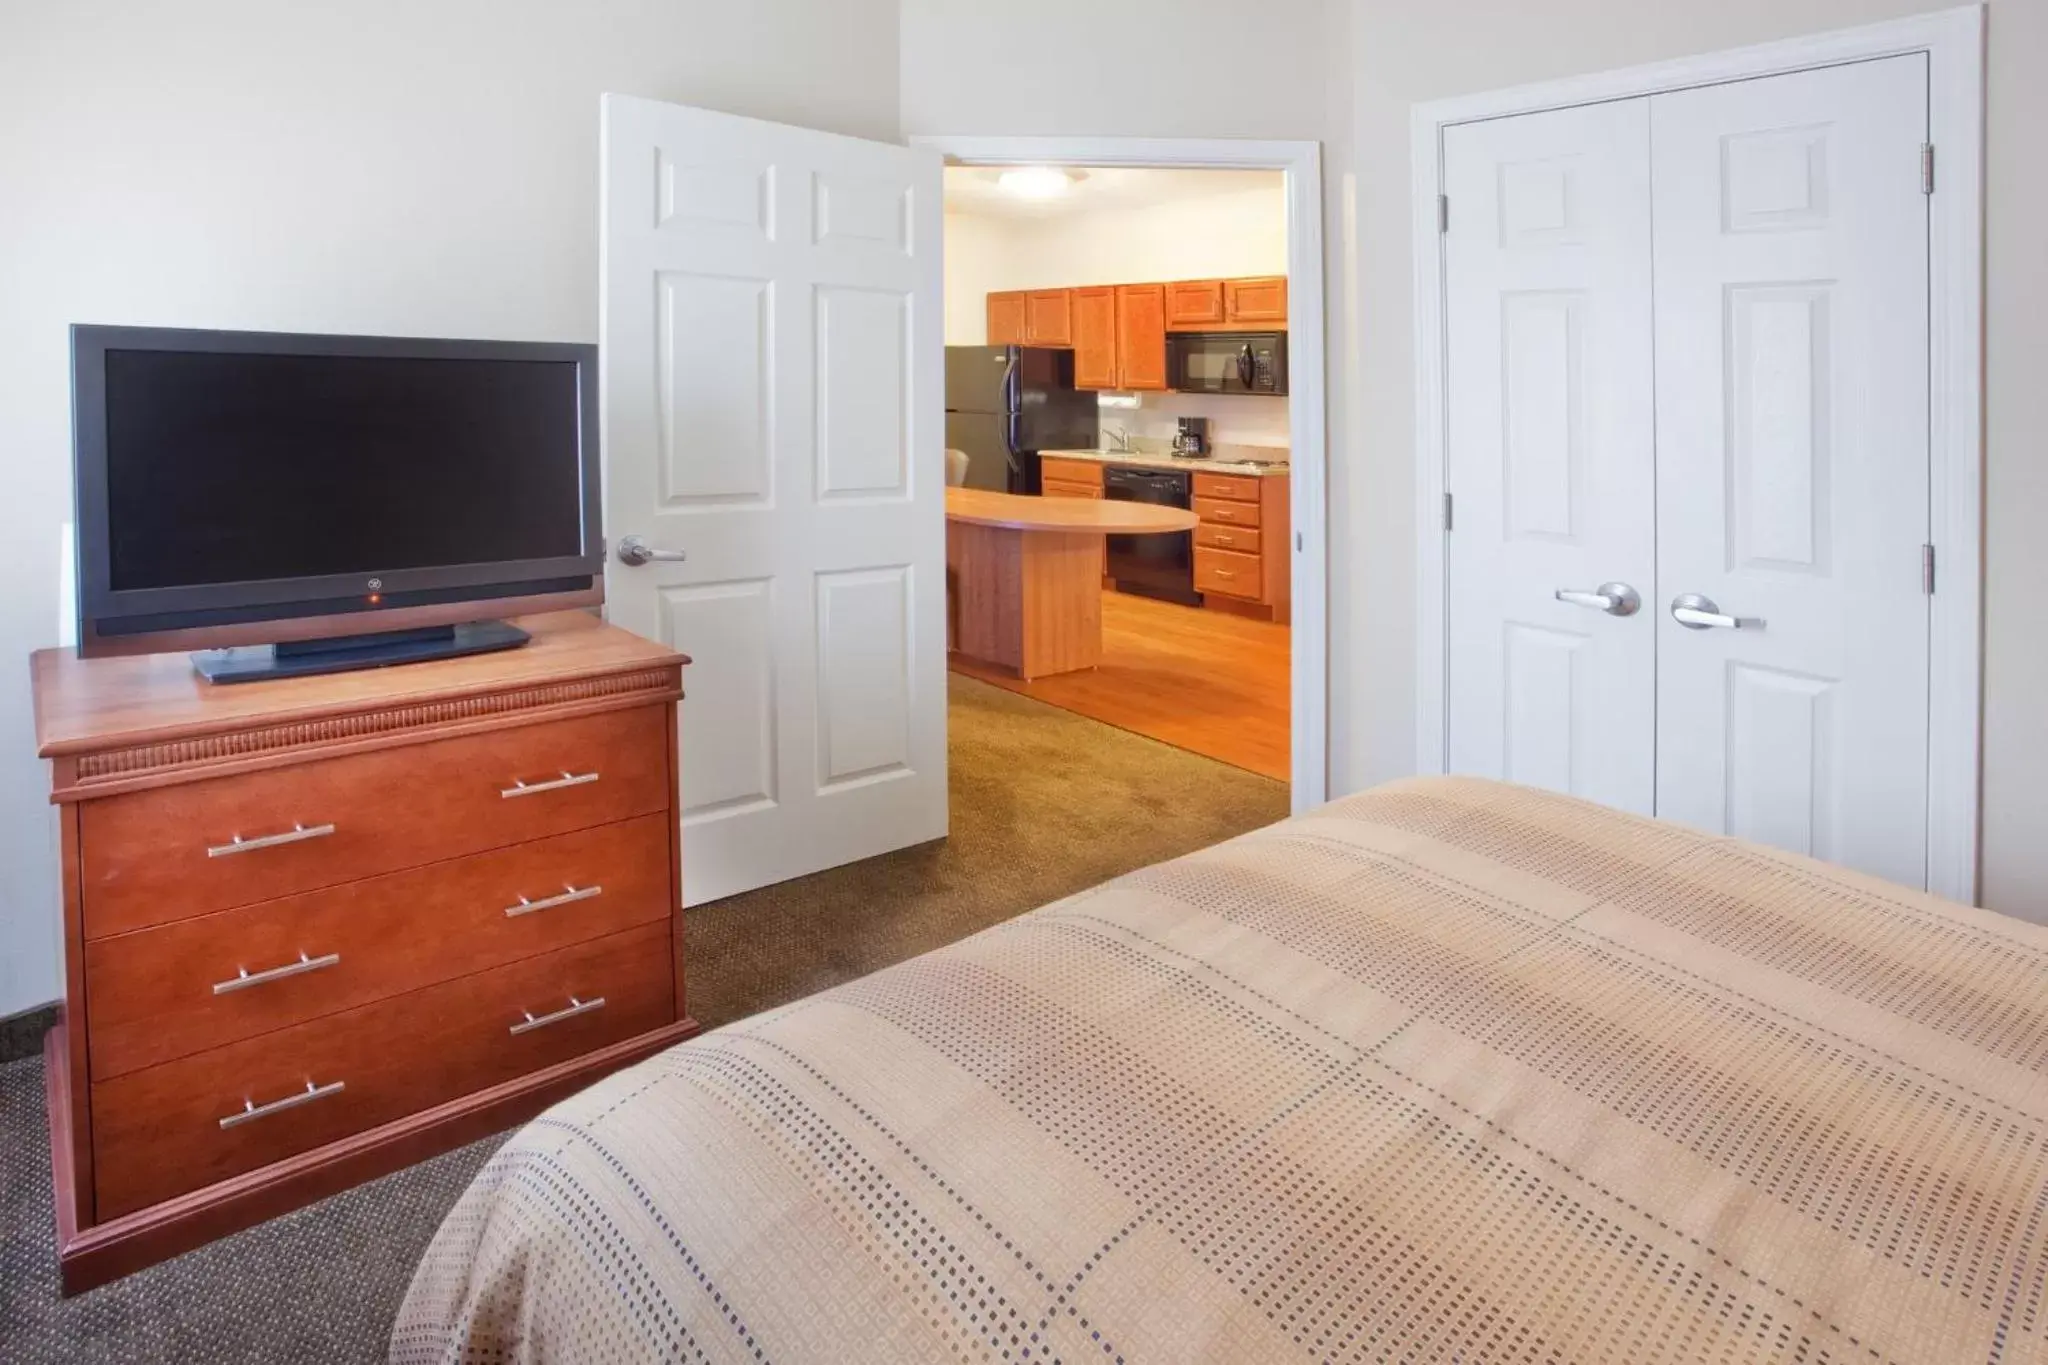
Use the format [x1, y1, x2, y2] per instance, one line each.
[1165, 331, 1288, 395]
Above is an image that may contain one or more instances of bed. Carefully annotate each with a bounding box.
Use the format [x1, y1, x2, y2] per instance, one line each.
[392, 776, 2048, 1364]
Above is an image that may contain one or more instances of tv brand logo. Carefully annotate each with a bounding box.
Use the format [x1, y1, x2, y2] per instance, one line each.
[367, 578, 383, 591]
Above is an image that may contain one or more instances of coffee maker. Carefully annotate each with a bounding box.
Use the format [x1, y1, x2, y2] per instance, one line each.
[1172, 416, 1211, 457]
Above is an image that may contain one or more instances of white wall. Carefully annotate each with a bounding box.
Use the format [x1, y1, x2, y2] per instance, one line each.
[903, 0, 2048, 924]
[0, 0, 902, 1017]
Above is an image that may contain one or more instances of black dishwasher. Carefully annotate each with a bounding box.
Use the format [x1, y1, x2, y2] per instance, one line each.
[1103, 467, 1198, 606]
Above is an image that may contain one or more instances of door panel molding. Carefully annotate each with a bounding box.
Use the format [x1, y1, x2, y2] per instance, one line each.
[1412, 5, 1983, 902]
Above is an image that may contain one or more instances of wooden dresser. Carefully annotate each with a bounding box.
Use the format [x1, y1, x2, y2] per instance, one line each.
[31, 611, 697, 1292]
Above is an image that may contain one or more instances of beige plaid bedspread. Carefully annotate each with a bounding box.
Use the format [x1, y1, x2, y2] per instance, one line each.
[392, 777, 2048, 1364]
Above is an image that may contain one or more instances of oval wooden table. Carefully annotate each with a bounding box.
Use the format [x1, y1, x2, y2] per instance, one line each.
[945, 486, 1199, 680]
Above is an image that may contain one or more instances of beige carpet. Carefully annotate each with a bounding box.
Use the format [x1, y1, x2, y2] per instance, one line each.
[686, 673, 1292, 1029]
[0, 674, 1287, 1362]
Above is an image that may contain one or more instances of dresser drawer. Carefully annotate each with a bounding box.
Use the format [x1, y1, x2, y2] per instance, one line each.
[1194, 524, 1261, 555]
[1193, 495, 1260, 528]
[1191, 471, 1261, 503]
[1195, 546, 1264, 600]
[84, 813, 673, 1080]
[91, 919, 674, 1220]
[80, 705, 672, 938]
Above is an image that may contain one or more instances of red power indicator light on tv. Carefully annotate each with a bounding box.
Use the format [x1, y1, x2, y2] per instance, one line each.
[367, 593, 382, 605]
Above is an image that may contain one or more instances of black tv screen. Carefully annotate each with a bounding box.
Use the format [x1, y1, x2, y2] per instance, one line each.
[71, 326, 604, 658]
[104, 349, 586, 591]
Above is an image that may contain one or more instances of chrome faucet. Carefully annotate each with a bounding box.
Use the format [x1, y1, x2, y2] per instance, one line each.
[1104, 424, 1135, 453]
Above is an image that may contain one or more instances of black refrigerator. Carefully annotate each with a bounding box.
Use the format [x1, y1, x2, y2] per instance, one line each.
[944, 346, 1098, 494]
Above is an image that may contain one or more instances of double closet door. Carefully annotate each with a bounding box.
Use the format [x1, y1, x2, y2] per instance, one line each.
[1442, 55, 1933, 889]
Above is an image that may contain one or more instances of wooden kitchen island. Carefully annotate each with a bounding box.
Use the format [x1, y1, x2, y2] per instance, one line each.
[946, 486, 1199, 680]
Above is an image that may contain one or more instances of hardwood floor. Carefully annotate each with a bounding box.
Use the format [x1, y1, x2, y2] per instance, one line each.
[948, 591, 1290, 781]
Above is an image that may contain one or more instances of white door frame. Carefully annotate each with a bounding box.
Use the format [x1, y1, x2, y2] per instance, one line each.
[909, 134, 1329, 810]
[1409, 5, 1985, 901]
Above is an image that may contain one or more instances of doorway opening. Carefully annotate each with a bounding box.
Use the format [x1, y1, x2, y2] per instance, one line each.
[923, 137, 1327, 860]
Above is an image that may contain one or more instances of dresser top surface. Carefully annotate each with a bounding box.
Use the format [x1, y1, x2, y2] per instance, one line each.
[32, 612, 687, 758]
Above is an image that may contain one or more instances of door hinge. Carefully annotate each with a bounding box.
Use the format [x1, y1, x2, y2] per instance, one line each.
[1443, 491, 1455, 531]
[1920, 143, 1935, 195]
[1437, 194, 1450, 234]
[1922, 543, 1936, 594]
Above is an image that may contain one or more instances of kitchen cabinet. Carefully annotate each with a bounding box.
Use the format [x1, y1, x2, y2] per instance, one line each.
[1114, 285, 1168, 391]
[1191, 470, 1290, 623]
[1223, 276, 1288, 325]
[1024, 289, 1072, 346]
[1070, 287, 1117, 390]
[984, 275, 1285, 384]
[987, 291, 1028, 345]
[1038, 457, 1108, 577]
[1165, 280, 1225, 327]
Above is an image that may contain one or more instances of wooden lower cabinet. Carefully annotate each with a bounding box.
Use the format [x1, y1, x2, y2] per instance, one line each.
[33, 612, 697, 1292]
[1194, 546, 1263, 598]
[1193, 495, 1259, 528]
[1039, 458, 1107, 575]
[1191, 471, 1291, 623]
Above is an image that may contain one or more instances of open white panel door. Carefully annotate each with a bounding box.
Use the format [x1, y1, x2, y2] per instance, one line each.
[601, 95, 947, 904]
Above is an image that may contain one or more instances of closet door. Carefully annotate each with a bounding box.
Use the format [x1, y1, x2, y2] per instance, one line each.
[1650, 56, 1930, 885]
[1441, 100, 1658, 814]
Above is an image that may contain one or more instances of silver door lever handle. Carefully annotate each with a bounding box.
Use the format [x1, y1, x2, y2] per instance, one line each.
[616, 535, 686, 566]
[1554, 582, 1640, 617]
[1671, 593, 1762, 630]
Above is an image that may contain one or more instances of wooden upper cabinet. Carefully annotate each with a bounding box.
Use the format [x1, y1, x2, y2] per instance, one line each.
[1069, 287, 1117, 390]
[987, 291, 1028, 345]
[1223, 276, 1288, 326]
[1165, 280, 1225, 327]
[1114, 284, 1168, 391]
[1024, 289, 1072, 346]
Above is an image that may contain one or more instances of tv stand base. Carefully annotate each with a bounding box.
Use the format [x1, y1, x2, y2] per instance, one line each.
[191, 619, 531, 683]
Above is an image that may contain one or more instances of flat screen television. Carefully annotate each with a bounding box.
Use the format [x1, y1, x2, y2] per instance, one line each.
[71, 325, 604, 681]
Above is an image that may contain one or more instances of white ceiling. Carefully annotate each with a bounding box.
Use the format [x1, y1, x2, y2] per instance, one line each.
[943, 165, 1284, 220]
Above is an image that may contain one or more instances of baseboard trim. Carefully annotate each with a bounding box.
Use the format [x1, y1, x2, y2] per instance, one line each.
[2, 1003, 58, 1064]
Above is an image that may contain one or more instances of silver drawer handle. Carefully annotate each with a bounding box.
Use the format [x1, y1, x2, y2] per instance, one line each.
[1671, 592, 1763, 631]
[1555, 582, 1641, 617]
[500, 770, 600, 799]
[504, 884, 603, 918]
[207, 822, 336, 858]
[212, 950, 341, 995]
[510, 995, 606, 1035]
[219, 1078, 345, 1129]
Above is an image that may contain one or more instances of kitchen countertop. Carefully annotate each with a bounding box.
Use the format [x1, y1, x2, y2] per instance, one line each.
[1039, 447, 1290, 477]
[944, 487, 1199, 534]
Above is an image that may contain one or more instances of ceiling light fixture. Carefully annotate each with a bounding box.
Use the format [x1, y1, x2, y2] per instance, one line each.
[997, 167, 1073, 199]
